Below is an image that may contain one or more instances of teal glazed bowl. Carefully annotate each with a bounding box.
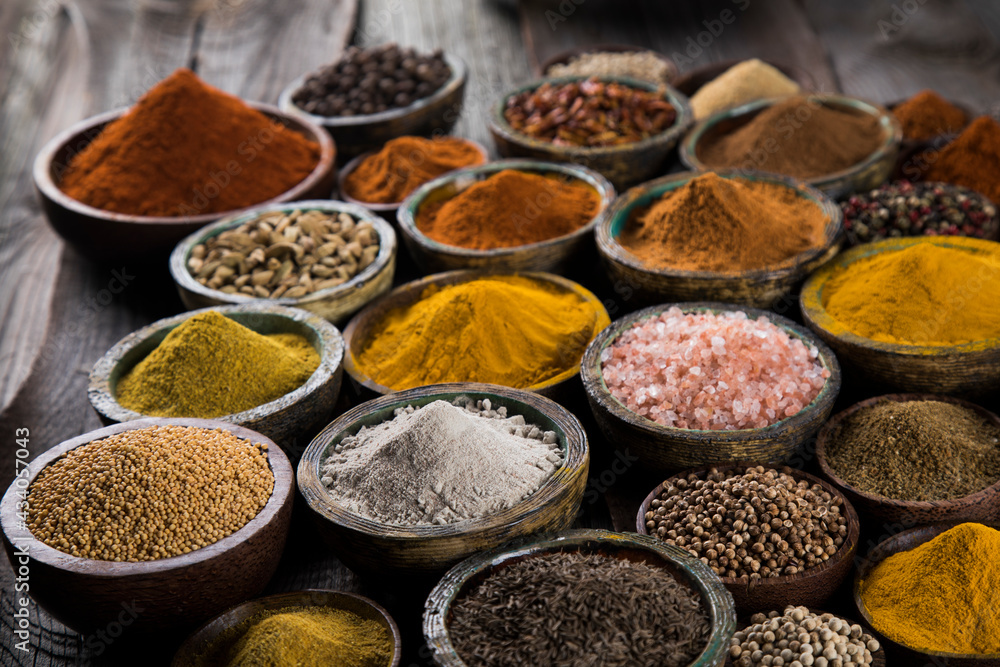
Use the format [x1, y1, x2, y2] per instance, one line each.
[595, 169, 843, 308]
[489, 75, 693, 189]
[679, 94, 901, 199]
[423, 528, 736, 667]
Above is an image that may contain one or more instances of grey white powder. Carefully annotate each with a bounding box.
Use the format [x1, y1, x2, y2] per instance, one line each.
[319, 398, 564, 526]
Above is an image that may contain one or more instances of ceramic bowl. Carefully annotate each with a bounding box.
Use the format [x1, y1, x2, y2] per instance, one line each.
[171, 589, 402, 667]
[341, 269, 610, 399]
[538, 43, 677, 83]
[799, 236, 1000, 395]
[88, 303, 344, 451]
[33, 104, 336, 261]
[679, 94, 901, 199]
[816, 393, 1000, 527]
[169, 201, 397, 325]
[580, 302, 841, 472]
[0, 418, 294, 637]
[296, 383, 589, 577]
[279, 53, 468, 161]
[488, 75, 693, 189]
[397, 159, 615, 274]
[672, 58, 816, 98]
[336, 138, 489, 221]
[636, 463, 860, 613]
[854, 522, 1000, 666]
[595, 169, 843, 308]
[423, 528, 736, 667]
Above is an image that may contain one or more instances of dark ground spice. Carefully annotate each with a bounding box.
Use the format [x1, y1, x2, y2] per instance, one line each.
[825, 400, 1000, 501]
[448, 551, 711, 667]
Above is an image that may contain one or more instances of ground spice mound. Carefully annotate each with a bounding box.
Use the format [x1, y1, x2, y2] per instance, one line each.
[690, 58, 800, 120]
[697, 96, 884, 179]
[27, 425, 272, 562]
[826, 400, 1000, 501]
[415, 169, 601, 249]
[923, 116, 1000, 203]
[618, 173, 829, 273]
[601, 308, 829, 430]
[59, 68, 320, 216]
[892, 89, 968, 141]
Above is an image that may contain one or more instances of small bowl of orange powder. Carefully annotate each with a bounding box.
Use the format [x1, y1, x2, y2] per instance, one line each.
[396, 159, 615, 274]
[337, 135, 488, 221]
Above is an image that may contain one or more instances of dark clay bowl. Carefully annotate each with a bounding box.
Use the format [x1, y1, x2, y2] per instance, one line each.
[397, 159, 615, 274]
[538, 43, 677, 83]
[580, 302, 841, 473]
[672, 58, 816, 98]
[595, 169, 843, 309]
[488, 75, 693, 189]
[0, 418, 294, 637]
[171, 589, 402, 667]
[279, 53, 468, 161]
[637, 463, 861, 614]
[88, 303, 344, 452]
[816, 393, 1000, 528]
[799, 236, 1000, 396]
[296, 383, 589, 578]
[854, 522, 1000, 666]
[423, 529, 736, 667]
[33, 104, 337, 261]
[679, 94, 901, 199]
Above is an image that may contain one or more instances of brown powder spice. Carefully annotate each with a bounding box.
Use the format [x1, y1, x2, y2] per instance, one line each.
[892, 89, 968, 141]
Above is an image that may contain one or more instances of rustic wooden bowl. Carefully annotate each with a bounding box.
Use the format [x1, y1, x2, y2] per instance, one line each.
[297, 383, 589, 578]
[172, 589, 402, 667]
[336, 137, 489, 221]
[169, 201, 397, 325]
[816, 393, 1000, 527]
[88, 303, 344, 451]
[342, 270, 610, 398]
[423, 528, 736, 667]
[854, 522, 1000, 666]
[0, 417, 294, 637]
[799, 236, 1000, 395]
[33, 104, 336, 262]
[679, 94, 901, 199]
[488, 75, 693, 189]
[672, 58, 816, 99]
[397, 159, 615, 274]
[279, 53, 468, 161]
[637, 463, 861, 614]
[580, 302, 841, 472]
[538, 43, 678, 83]
[595, 169, 843, 309]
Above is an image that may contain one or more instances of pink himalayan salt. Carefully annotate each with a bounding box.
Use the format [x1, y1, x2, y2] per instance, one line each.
[601, 308, 830, 430]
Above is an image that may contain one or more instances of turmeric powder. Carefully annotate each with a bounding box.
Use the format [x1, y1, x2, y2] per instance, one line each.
[822, 240, 1000, 345]
[860, 522, 1000, 655]
[355, 275, 609, 390]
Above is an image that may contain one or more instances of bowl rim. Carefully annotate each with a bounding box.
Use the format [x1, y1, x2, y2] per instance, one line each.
[33, 103, 336, 225]
[538, 43, 678, 81]
[0, 417, 293, 576]
[88, 303, 345, 426]
[595, 168, 842, 280]
[678, 93, 903, 188]
[168, 200, 397, 307]
[422, 528, 736, 667]
[580, 301, 841, 439]
[799, 236, 1000, 353]
[488, 74, 694, 157]
[636, 462, 861, 589]
[336, 136, 490, 211]
[278, 52, 468, 128]
[342, 269, 611, 395]
[171, 588, 403, 667]
[853, 520, 1000, 660]
[296, 382, 589, 539]
[815, 393, 1000, 509]
[396, 158, 616, 259]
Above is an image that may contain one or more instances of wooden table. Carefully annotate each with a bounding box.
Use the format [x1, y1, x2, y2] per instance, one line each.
[2, 0, 999, 664]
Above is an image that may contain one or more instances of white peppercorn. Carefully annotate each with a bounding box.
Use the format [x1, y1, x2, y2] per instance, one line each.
[730, 606, 879, 667]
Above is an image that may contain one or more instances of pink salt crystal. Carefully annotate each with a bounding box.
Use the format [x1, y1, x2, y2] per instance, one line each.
[600, 308, 829, 430]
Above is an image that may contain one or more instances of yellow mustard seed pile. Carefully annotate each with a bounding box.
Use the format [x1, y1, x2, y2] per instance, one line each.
[27, 425, 273, 562]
